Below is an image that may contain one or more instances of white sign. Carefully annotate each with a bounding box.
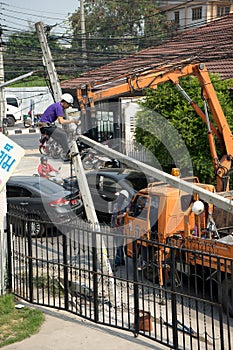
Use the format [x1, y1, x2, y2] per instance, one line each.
[0, 133, 25, 192]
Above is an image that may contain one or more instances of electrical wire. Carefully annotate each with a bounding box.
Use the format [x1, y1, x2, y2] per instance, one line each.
[1, 1, 233, 80]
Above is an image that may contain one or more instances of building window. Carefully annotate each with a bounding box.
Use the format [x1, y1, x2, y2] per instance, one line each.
[174, 11, 180, 26]
[192, 7, 202, 21]
[217, 6, 230, 17]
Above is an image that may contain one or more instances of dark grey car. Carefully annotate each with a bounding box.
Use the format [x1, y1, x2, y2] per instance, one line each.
[6, 175, 83, 236]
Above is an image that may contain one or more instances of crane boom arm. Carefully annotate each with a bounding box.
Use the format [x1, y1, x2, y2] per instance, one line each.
[77, 62, 233, 191]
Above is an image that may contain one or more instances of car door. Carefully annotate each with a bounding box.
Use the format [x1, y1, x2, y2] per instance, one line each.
[6, 184, 42, 213]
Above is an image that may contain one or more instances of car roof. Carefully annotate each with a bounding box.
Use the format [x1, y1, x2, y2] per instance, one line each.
[86, 168, 147, 178]
[7, 175, 71, 196]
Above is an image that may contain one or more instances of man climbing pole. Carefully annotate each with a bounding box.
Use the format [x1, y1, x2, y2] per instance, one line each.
[38, 93, 79, 161]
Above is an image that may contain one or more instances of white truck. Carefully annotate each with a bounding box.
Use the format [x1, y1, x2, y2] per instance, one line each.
[6, 94, 22, 127]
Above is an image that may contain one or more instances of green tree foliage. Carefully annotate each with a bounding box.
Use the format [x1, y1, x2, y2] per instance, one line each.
[135, 74, 233, 184]
[69, 0, 171, 55]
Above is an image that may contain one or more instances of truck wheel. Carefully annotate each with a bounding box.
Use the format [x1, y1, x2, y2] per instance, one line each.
[221, 278, 233, 316]
[6, 116, 15, 127]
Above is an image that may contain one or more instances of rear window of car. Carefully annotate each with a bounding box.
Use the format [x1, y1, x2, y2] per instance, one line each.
[34, 179, 68, 195]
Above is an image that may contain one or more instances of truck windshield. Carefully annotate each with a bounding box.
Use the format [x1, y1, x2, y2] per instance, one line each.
[6, 97, 19, 108]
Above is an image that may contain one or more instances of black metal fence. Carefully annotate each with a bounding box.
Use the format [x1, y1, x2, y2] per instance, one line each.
[6, 211, 233, 350]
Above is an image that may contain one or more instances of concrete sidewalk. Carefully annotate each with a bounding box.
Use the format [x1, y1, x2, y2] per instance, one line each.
[2, 304, 168, 350]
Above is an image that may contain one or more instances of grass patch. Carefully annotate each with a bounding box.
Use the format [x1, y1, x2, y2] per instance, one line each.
[0, 294, 44, 348]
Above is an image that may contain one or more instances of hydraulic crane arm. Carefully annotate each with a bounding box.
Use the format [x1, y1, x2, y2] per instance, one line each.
[77, 62, 233, 192]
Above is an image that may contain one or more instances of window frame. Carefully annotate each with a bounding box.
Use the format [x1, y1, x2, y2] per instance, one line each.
[192, 7, 202, 21]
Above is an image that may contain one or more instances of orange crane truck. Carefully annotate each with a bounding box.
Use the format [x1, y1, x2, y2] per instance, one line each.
[76, 61, 233, 315]
[121, 174, 233, 315]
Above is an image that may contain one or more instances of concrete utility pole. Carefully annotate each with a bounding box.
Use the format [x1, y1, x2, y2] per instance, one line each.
[35, 22, 62, 102]
[35, 21, 98, 223]
[35, 22, 117, 303]
[80, 0, 87, 64]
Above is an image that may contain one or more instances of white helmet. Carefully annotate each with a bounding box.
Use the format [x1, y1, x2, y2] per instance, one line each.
[61, 93, 74, 105]
[119, 189, 129, 198]
[192, 200, 204, 215]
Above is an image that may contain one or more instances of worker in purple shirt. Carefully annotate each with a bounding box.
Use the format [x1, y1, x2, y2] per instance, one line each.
[38, 93, 79, 161]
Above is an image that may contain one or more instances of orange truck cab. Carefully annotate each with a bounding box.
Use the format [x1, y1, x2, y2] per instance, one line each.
[123, 178, 215, 257]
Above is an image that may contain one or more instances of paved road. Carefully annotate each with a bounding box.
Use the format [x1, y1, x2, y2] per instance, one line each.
[7, 124, 71, 178]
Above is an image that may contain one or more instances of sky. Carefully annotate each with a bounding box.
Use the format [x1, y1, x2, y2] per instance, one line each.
[2, 0, 80, 35]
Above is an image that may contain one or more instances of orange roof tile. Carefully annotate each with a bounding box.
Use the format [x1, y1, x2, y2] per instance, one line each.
[61, 14, 233, 90]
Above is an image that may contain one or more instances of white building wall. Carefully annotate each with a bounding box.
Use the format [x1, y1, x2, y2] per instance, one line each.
[159, 1, 233, 31]
[166, 7, 186, 28]
[120, 97, 143, 154]
[121, 97, 142, 137]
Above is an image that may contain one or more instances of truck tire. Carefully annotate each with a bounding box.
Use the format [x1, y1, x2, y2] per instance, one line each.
[6, 115, 15, 127]
[221, 278, 233, 316]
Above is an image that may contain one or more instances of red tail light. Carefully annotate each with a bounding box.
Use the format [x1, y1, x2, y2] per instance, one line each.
[49, 198, 70, 207]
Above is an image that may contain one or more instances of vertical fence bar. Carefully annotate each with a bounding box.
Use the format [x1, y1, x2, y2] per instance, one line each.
[217, 258, 225, 350]
[27, 221, 33, 303]
[6, 213, 12, 292]
[170, 248, 178, 349]
[133, 239, 139, 336]
[92, 229, 99, 323]
[62, 233, 69, 310]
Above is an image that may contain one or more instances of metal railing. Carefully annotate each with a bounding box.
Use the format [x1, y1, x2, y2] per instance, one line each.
[6, 211, 233, 350]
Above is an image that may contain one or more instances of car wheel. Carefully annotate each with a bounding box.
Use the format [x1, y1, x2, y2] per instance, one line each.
[6, 116, 15, 127]
[25, 215, 45, 238]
